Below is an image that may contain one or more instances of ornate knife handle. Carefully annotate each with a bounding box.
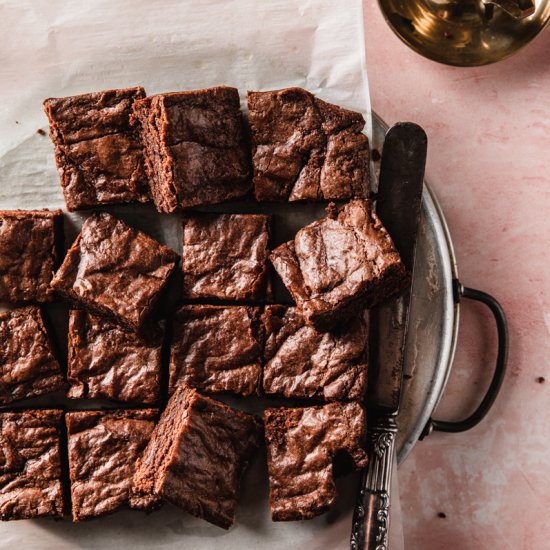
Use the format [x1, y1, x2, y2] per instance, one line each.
[350, 414, 398, 550]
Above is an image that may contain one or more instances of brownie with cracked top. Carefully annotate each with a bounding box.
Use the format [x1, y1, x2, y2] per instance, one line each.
[132, 86, 250, 212]
[182, 212, 271, 302]
[169, 305, 263, 397]
[264, 403, 368, 521]
[44, 88, 150, 211]
[0, 209, 63, 302]
[262, 305, 367, 401]
[0, 409, 65, 520]
[66, 409, 160, 521]
[133, 386, 261, 529]
[67, 310, 162, 404]
[270, 199, 406, 331]
[0, 306, 65, 405]
[247, 87, 369, 201]
[52, 212, 178, 336]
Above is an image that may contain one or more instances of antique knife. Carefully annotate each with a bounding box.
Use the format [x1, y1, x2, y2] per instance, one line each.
[350, 122, 427, 550]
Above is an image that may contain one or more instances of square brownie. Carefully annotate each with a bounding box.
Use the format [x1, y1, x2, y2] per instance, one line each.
[44, 88, 150, 211]
[262, 305, 368, 401]
[0, 306, 65, 405]
[264, 403, 368, 521]
[134, 386, 261, 529]
[169, 305, 263, 397]
[0, 209, 63, 302]
[132, 86, 250, 212]
[0, 409, 65, 520]
[66, 409, 160, 521]
[51, 212, 178, 335]
[182, 212, 271, 302]
[247, 87, 369, 201]
[270, 200, 406, 331]
[67, 310, 162, 404]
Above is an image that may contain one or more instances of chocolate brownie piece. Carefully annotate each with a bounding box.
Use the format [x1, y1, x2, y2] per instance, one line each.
[44, 88, 150, 211]
[132, 86, 250, 212]
[262, 305, 367, 401]
[0, 409, 65, 520]
[270, 200, 406, 331]
[0, 306, 65, 405]
[52, 212, 178, 335]
[169, 305, 263, 397]
[67, 310, 162, 403]
[247, 87, 369, 201]
[182, 212, 271, 301]
[264, 403, 368, 521]
[66, 409, 160, 521]
[0, 209, 63, 302]
[134, 386, 261, 529]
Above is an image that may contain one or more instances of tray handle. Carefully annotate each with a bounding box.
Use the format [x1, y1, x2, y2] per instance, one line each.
[420, 281, 509, 438]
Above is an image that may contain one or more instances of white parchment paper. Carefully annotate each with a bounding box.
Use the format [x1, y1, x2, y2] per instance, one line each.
[0, 0, 404, 548]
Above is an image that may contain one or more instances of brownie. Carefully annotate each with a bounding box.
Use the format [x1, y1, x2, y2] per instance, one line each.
[0, 306, 65, 405]
[132, 86, 250, 212]
[169, 305, 263, 397]
[0, 209, 63, 302]
[270, 200, 406, 331]
[43, 88, 150, 211]
[182, 212, 271, 301]
[247, 87, 369, 201]
[264, 403, 368, 521]
[0, 409, 65, 520]
[66, 409, 160, 521]
[51, 212, 178, 335]
[133, 386, 261, 529]
[262, 305, 368, 401]
[67, 310, 162, 403]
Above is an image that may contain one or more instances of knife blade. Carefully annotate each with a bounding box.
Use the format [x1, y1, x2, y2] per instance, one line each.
[350, 122, 427, 550]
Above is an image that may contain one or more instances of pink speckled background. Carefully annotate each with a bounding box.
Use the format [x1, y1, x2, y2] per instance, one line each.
[362, 1, 550, 548]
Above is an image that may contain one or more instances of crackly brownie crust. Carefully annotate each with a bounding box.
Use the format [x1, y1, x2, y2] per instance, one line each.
[51, 212, 178, 335]
[264, 403, 368, 521]
[247, 87, 369, 201]
[134, 386, 261, 529]
[44, 88, 150, 211]
[67, 310, 162, 403]
[0, 409, 65, 520]
[169, 305, 263, 397]
[66, 409, 161, 521]
[132, 86, 251, 213]
[262, 305, 367, 401]
[0, 306, 65, 405]
[182, 212, 271, 302]
[0, 209, 63, 302]
[270, 200, 406, 330]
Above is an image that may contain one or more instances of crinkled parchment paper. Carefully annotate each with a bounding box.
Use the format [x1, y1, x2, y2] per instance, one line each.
[0, 0, 404, 548]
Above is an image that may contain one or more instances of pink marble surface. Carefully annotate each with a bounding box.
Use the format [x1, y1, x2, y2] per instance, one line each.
[362, 1, 550, 547]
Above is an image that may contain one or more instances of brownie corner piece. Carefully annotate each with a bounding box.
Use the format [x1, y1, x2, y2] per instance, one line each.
[67, 310, 162, 403]
[270, 199, 406, 330]
[0, 305, 65, 405]
[134, 386, 261, 529]
[132, 86, 251, 213]
[66, 408, 160, 521]
[247, 87, 369, 201]
[262, 305, 367, 401]
[0, 409, 65, 520]
[52, 212, 178, 334]
[264, 402, 368, 521]
[43, 87, 150, 211]
[182, 212, 271, 301]
[0, 209, 63, 302]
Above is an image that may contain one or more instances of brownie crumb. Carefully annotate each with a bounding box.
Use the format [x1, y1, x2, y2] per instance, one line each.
[437, 512, 447, 519]
[537, 376, 545, 384]
[371, 148, 381, 162]
[36, 128, 46, 136]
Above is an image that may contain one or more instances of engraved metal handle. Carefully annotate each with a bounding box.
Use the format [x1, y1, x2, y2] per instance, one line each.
[350, 414, 397, 550]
